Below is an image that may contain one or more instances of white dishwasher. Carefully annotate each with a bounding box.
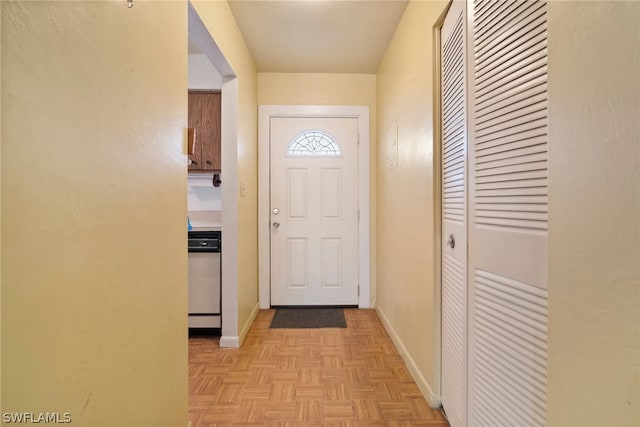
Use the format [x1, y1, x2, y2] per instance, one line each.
[188, 230, 221, 333]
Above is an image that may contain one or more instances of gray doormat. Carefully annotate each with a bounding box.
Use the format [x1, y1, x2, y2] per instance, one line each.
[270, 308, 347, 329]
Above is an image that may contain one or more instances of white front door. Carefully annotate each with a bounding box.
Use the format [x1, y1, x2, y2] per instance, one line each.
[269, 116, 359, 306]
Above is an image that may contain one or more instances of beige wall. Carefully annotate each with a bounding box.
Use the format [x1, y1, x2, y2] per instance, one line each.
[375, 0, 447, 405]
[547, 2, 640, 425]
[258, 73, 376, 107]
[258, 72, 378, 304]
[1, 2, 188, 425]
[192, 1, 259, 339]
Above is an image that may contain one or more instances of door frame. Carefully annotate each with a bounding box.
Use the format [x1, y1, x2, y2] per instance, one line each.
[188, 1, 240, 347]
[431, 1, 450, 406]
[258, 105, 370, 309]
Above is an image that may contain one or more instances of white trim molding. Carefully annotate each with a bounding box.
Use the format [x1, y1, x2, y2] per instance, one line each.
[376, 306, 442, 408]
[258, 105, 371, 309]
[239, 303, 261, 346]
[189, 1, 239, 348]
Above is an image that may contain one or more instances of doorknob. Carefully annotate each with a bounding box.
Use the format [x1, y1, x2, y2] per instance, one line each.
[447, 234, 455, 249]
[273, 221, 280, 229]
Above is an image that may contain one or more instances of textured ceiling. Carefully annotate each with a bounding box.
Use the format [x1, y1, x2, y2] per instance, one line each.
[228, 0, 409, 73]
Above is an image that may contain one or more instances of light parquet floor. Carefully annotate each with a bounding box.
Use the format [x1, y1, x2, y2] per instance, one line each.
[189, 309, 449, 427]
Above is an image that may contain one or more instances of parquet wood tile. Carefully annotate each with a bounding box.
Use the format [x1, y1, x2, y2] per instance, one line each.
[296, 400, 323, 422]
[189, 309, 449, 427]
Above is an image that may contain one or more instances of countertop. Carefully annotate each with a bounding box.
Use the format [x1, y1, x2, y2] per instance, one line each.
[188, 210, 221, 232]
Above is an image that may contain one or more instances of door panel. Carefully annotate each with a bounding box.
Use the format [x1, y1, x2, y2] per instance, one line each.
[270, 117, 359, 306]
[287, 239, 308, 288]
[188, 252, 221, 314]
[288, 169, 308, 219]
[468, 0, 549, 426]
[321, 169, 343, 219]
[440, 2, 467, 427]
[321, 238, 342, 287]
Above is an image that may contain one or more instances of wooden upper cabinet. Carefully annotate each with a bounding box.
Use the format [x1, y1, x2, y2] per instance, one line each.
[188, 90, 221, 172]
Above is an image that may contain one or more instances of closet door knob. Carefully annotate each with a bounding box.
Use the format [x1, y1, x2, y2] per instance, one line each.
[447, 234, 455, 249]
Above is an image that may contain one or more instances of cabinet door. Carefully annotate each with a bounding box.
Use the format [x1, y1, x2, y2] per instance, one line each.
[187, 93, 203, 170]
[188, 90, 221, 172]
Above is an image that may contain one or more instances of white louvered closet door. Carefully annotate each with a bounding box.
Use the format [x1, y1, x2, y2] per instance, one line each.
[440, 2, 467, 427]
[467, 0, 549, 426]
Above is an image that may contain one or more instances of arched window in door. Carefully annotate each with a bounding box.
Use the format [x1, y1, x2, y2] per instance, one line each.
[287, 130, 342, 156]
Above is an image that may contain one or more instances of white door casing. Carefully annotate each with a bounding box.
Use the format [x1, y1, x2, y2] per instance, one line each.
[439, 1, 468, 427]
[258, 105, 370, 309]
[270, 117, 359, 306]
[188, 2, 240, 348]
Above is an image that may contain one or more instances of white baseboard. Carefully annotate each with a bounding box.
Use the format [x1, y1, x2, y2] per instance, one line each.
[220, 302, 260, 348]
[239, 302, 260, 346]
[376, 306, 442, 408]
[219, 335, 239, 348]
